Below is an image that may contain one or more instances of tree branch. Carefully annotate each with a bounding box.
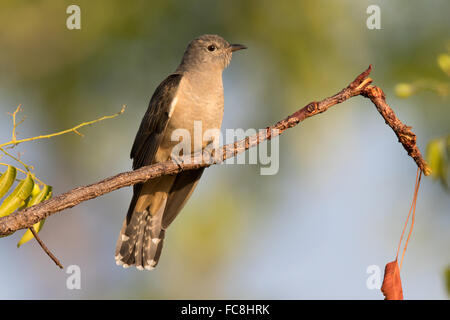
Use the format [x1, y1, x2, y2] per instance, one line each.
[0, 65, 430, 236]
[29, 227, 63, 269]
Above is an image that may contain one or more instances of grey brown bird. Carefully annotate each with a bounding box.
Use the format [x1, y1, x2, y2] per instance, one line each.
[115, 34, 246, 270]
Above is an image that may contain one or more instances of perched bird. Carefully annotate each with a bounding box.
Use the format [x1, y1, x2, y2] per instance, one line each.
[115, 34, 246, 270]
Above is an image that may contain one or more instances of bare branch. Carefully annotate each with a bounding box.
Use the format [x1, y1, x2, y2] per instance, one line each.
[361, 85, 431, 175]
[0, 65, 430, 237]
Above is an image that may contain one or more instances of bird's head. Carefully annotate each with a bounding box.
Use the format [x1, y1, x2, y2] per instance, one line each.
[178, 34, 246, 72]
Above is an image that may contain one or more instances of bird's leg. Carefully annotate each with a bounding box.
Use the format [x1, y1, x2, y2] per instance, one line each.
[170, 153, 185, 171]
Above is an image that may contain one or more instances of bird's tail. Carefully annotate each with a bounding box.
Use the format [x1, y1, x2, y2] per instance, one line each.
[115, 209, 165, 270]
[115, 179, 171, 270]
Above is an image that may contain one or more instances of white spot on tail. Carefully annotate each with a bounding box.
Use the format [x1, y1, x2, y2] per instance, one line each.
[145, 265, 155, 270]
[116, 254, 123, 266]
[121, 234, 129, 242]
[147, 259, 157, 267]
[152, 238, 161, 244]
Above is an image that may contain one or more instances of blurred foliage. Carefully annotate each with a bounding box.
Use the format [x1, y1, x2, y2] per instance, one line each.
[437, 53, 450, 76]
[395, 45, 450, 190]
[427, 136, 450, 190]
[446, 266, 450, 297]
[395, 47, 450, 98]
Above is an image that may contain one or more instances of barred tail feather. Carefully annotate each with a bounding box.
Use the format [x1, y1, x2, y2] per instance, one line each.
[115, 172, 200, 270]
[115, 184, 168, 270]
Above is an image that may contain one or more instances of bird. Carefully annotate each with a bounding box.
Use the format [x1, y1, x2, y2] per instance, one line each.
[115, 34, 246, 270]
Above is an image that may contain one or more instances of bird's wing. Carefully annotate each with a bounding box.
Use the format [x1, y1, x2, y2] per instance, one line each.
[126, 73, 182, 222]
[130, 73, 183, 170]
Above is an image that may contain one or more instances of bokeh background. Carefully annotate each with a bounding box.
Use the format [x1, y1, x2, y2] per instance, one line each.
[0, 0, 449, 299]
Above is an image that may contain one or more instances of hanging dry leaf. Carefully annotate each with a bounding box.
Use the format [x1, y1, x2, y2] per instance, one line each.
[381, 260, 403, 300]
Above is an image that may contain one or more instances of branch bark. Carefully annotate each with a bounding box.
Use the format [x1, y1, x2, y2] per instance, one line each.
[0, 65, 430, 236]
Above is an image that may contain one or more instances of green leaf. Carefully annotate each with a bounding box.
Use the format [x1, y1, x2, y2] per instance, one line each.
[0, 174, 34, 217]
[437, 54, 450, 76]
[426, 138, 448, 189]
[17, 184, 52, 247]
[27, 184, 52, 207]
[446, 266, 450, 297]
[0, 165, 17, 199]
[17, 220, 45, 248]
[395, 83, 415, 98]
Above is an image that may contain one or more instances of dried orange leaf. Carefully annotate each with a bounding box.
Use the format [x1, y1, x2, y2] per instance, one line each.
[381, 260, 403, 300]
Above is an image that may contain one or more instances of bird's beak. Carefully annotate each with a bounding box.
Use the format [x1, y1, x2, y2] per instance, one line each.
[230, 44, 247, 52]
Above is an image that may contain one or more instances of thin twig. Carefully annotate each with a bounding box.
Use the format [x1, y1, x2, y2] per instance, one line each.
[0, 147, 33, 171]
[8, 104, 22, 142]
[0, 105, 126, 149]
[0, 65, 430, 237]
[29, 227, 63, 269]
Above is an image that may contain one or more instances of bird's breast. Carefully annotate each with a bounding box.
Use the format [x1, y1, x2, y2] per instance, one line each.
[156, 74, 224, 162]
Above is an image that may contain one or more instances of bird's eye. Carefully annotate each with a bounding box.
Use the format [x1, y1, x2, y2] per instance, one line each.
[207, 44, 216, 51]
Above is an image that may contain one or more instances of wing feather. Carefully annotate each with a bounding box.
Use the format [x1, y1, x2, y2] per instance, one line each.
[126, 73, 182, 222]
[130, 73, 183, 170]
